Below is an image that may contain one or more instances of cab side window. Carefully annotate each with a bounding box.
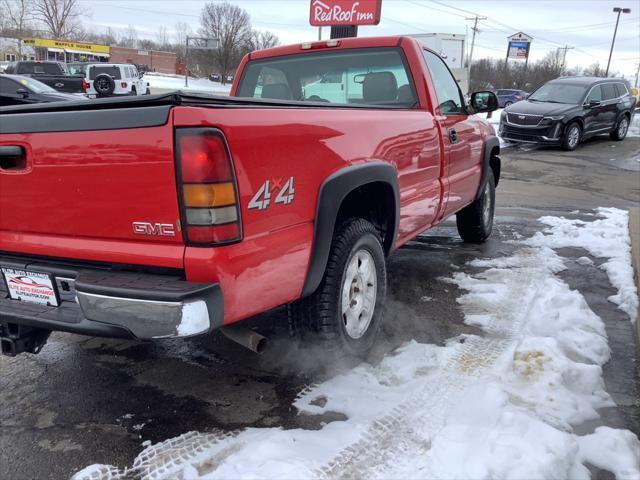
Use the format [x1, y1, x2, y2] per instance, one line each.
[586, 85, 602, 103]
[422, 50, 464, 114]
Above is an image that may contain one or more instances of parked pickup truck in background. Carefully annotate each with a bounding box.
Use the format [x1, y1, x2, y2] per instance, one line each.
[3, 61, 87, 94]
[0, 36, 500, 359]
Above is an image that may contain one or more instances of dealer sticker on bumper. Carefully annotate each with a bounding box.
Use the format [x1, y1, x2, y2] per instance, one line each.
[2, 268, 59, 307]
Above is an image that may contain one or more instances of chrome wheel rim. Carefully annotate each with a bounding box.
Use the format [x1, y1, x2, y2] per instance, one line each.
[341, 249, 377, 339]
[618, 118, 628, 137]
[482, 181, 493, 226]
[568, 126, 580, 148]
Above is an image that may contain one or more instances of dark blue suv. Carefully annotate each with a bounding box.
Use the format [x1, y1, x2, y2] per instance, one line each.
[495, 89, 528, 108]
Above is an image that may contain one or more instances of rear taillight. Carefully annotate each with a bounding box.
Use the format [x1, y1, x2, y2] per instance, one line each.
[176, 128, 242, 246]
[82, 79, 89, 92]
[121, 82, 128, 88]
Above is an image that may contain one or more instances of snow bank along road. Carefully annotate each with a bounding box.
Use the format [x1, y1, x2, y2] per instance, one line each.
[1, 126, 639, 480]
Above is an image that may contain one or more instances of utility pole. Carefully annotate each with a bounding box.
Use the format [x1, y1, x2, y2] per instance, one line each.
[558, 45, 574, 72]
[635, 63, 640, 89]
[465, 16, 486, 94]
[606, 7, 631, 77]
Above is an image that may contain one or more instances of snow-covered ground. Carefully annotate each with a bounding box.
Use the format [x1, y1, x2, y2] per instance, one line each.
[74, 208, 639, 480]
[628, 111, 640, 138]
[143, 72, 232, 95]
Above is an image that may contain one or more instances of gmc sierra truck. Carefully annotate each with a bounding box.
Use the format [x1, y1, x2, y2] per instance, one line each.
[0, 36, 500, 358]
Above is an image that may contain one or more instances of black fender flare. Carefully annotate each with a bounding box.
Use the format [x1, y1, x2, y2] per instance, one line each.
[301, 162, 400, 298]
[475, 136, 501, 201]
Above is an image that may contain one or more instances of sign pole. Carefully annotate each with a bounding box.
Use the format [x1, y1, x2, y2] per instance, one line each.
[184, 36, 189, 88]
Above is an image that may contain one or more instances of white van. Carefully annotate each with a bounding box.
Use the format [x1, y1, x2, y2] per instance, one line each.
[85, 64, 148, 98]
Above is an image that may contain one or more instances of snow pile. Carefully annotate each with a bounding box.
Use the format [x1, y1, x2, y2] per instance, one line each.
[73, 210, 640, 480]
[476, 108, 511, 148]
[143, 72, 232, 95]
[527, 207, 638, 322]
[628, 112, 640, 138]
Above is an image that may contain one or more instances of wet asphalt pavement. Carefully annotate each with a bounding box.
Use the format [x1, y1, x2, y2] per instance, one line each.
[1, 135, 639, 480]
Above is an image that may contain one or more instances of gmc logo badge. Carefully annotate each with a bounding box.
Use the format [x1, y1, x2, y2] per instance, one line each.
[132, 222, 176, 237]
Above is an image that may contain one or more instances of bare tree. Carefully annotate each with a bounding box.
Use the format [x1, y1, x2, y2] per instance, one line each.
[173, 21, 191, 55]
[119, 24, 138, 48]
[32, 0, 82, 38]
[200, 1, 252, 84]
[248, 30, 279, 51]
[1, 0, 35, 56]
[156, 25, 169, 48]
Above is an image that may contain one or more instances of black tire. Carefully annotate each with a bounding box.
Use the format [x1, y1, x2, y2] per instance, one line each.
[610, 115, 630, 141]
[562, 121, 582, 151]
[145, 88, 151, 95]
[130, 87, 137, 96]
[289, 218, 386, 359]
[94, 73, 115, 97]
[504, 101, 513, 107]
[456, 170, 495, 243]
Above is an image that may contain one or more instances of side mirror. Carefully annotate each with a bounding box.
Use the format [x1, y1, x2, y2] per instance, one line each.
[16, 88, 29, 98]
[470, 90, 498, 113]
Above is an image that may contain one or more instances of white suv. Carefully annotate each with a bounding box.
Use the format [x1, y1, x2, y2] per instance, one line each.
[85, 64, 148, 97]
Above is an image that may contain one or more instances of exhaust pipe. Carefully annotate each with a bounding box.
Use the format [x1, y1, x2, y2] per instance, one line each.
[221, 325, 267, 354]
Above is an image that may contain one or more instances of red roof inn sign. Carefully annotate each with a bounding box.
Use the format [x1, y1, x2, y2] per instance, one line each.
[310, 0, 382, 26]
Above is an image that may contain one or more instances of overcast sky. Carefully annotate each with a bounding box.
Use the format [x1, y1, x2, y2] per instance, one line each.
[79, 0, 639, 78]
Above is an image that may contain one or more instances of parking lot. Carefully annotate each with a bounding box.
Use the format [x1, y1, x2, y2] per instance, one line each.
[1, 132, 638, 479]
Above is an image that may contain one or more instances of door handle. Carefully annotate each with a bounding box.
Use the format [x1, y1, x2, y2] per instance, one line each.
[449, 129, 458, 144]
[0, 145, 26, 171]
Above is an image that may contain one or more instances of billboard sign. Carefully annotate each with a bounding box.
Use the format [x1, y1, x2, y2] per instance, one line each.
[507, 32, 533, 60]
[310, 0, 382, 26]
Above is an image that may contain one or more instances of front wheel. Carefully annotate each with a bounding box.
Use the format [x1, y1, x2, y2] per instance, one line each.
[456, 170, 495, 243]
[504, 101, 513, 107]
[562, 122, 582, 151]
[289, 218, 386, 359]
[610, 116, 629, 141]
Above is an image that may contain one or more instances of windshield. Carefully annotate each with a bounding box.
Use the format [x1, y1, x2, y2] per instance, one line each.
[236, 47, 418, 107]
[17, 76, 57, 93]
[528, 82, 587, 104]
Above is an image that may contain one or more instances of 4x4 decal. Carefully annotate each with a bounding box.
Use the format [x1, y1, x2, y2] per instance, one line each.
[248, 177, 295, 211]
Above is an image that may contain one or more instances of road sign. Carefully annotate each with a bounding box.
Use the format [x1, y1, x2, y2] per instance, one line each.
[310, 0, 382, 26]
[188, 37, 219, 50]
[507, 32, 533, 60]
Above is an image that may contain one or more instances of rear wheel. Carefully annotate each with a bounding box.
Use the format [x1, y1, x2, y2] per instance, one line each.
[289, 218, 386, 359]
[610, 116, 629, 141]
[562, 122, 582, 151]
[130, 87, 137, 96]
[456, 170, 495, 243]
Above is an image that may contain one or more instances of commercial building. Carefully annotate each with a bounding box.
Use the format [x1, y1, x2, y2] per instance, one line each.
[109, 47, 177, 74]
[23, 38, 110, 63]
[6, 37, 178, 74]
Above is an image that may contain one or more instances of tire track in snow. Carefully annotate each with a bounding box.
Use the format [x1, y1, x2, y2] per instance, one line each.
[313, 253, 545, 479]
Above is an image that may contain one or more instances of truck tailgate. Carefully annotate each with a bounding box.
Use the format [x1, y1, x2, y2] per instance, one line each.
[0, 121, 185, 269]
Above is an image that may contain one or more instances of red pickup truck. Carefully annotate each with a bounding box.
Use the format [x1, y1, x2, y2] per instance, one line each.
[0, 36, 500, 358]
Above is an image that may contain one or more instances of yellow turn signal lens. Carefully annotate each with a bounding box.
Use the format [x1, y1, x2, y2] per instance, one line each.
[183, 183, 236, 208]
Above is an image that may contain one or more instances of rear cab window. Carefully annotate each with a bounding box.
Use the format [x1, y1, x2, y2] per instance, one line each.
[236, 47, 418, 107]
[16, 62, 63, 75]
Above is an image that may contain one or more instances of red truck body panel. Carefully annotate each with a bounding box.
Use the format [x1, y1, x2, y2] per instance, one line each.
[0, 36, 497, 329]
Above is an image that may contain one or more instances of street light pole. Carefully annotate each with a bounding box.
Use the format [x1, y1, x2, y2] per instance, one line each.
[605, 7, 631, 77]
